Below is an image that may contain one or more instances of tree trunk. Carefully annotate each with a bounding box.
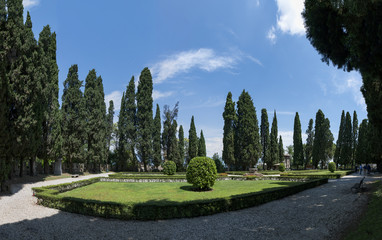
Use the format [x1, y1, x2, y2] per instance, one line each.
[19, 158, 23, 177]
[44, 159, 49, 174]
[29, 157, 35, 176]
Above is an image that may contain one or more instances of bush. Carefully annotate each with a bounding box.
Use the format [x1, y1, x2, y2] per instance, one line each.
[279, 163, 286, 172]
[163, 161, 176, 175]
[328, 162, 336, 173]
[186, 157, 217, 190]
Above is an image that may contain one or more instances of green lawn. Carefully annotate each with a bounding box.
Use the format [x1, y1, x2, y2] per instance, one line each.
[58, 180, 303, 204]
[344, 181, 382, 240]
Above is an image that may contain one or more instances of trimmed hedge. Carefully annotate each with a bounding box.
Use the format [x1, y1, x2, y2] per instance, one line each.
[33, 177, 328, 220]
[280, 170, 354, 179]
[163, 161, 177, 175]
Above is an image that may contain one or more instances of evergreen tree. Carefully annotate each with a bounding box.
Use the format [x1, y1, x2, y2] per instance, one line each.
[334, 111, 345, 168]
[152, 104, 161, 169]
[222, 92, 236, 170]
[117, 92, 128, 171]
[84, 70, 107, 172]
[356, 119, 369, 165]
[340, 112, 353, 167]
[61, 65, 86, 173]
[293, 112, 304, 169]
[106, 100, 114, 159]
[324, 118, 334, 168]
[188, 116, 198, 163]
[268, 111, 279, 169]
[260, 108, 270, 170]
[136, 67, 153, 171]
[162, 102, 179, 162]
[304, 119, 314, 168]
[37, 25, 61, 174]
[178, 125, 185, 171]
[312, 110, 327, 169]
[125, 76, 137, 170]
[235, 90, 261, 170]
[198, 130, 206, 157]
[278, 135, 284, 166]
[168, 120, 180, 164]
[352, 111, 358, 167]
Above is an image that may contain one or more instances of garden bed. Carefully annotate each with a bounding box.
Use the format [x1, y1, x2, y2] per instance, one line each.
[33, 177, 328, 220]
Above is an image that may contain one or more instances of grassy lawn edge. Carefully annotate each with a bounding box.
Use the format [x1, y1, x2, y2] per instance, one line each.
[33, 177, 328, 220]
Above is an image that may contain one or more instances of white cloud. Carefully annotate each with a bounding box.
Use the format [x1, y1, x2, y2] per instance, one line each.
[332, 73, 366, 108]
[206, 137, 223, 158]
[277, 111, 295, 116]
[23, 0, 39, 8]
[150, 48, 239, 84]
[247, 55, 263, 67]
[267, 26, 277, 44]
[276, 0, 305, 35]
[105, 91, 122, 112]
[279, 130, 308, 149]
[152, 90, 174, 100]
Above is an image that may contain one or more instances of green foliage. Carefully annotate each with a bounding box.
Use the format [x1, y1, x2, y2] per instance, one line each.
[198, 130, 206, 157]
[269, 111, 279, 168]
[186, 157, 217, 190]
[152, 104, 161, 168]
[278, 136, 284, 166]
[356, 119, 370, 164]
[162, 102, 179, 165]
[305, 119, 314, 167]
[212, 153, 225, 173]
[62, 65, 86, 170]
[334, 111, 345, 167]
[106, 100, 114, 161]
[293, 112, 304, 169]
[188, 116, 198, 163]
[222, 92, 236, 170]
[352, 111, 358, 166]
[328, 162, 336, 173]
[234, 90, 261, 170]
[163, 161, 176, 175]
[312, 110, 333, 169]
[136, 68, 153, 171]
[303, 1, 382, 170]
[260, 108, 270, 170]
[177, 125, 185, 171]
[279, 163, 285, 172]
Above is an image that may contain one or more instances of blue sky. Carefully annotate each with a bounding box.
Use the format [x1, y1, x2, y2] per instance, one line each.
[24, 0, 367, 157]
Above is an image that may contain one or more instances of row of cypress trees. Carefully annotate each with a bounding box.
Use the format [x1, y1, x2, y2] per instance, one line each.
[116, 72, 207, 172]
[0, 1, 115, 190]
[222, 90, 283, 170]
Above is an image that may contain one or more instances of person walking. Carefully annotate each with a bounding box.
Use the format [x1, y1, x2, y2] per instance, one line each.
[359, 164, 362, 175]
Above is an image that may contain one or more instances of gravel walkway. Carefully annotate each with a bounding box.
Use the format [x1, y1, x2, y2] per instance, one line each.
[0, 173, 380, 240]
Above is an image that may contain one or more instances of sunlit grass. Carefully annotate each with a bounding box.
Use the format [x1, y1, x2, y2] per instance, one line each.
[58, 180, 303, 204]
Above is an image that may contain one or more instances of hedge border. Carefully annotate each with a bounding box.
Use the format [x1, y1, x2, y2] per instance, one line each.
[280, 170, 354, 179]
[33, 177, 328, 220]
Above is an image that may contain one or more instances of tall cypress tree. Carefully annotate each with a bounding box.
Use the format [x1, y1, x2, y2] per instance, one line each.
[341, 112, 352, 167]
[37, 25, 61, 174]
[268, 111, 279, 169]
[136, 68, 153, 171]
[84, 70, 107, 172]
[324, 118, 334, 168]
[334, 111, 345, 168]
[168, 120, 180, 164]
[188, 115, 198, 163]
[125, 76, 137, 170]
[356, 119, 369, 165]
[117, 92, 128, 171]
[152, 104, 161, 169]
[312, 110, 325, 169]
[62, 65, 85, 173]
[278, 135, 284, 165]
[222, 92, 236, 170]
[260, 108, 270, 170]
[162, 102, 179, 162]
[235, 90, 261, 170]
[178, 125, 185, 171]
[198, 130, 206, 157]
[293, 112, 304, 169]
[352, 111, 358, 167]
[106, 100, 114, 155]
[305, 118, 314, 168]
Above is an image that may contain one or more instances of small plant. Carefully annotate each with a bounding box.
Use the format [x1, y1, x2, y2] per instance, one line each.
[163, 161, 176, 175]
[279, 163, 286, 172]
[186, 157, 217, 191]
[328, 162, 336, 173]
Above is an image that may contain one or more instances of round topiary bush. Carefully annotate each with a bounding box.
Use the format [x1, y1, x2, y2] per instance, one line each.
[328, 162, 336, 173]
[163, 161, 176, 175]
[279, 163, 286, 172]
[186, 157, 217, 191]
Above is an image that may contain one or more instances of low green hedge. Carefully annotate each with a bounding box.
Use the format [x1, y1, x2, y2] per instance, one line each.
[33, 178, 328, 220]
[280, 170, 354, 179]
[108, 174, 187, 179]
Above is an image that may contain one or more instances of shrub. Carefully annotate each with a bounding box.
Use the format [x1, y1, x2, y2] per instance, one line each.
[163, 161, 176, 175]
[328, 162, 336, 173]
[186, 157, 217, 190]
[279, 163, 286, 172]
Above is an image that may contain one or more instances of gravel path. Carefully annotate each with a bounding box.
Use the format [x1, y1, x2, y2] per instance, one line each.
[0, 173, 380, 240]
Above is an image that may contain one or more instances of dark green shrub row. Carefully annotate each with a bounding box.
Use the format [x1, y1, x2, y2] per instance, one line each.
[34, 178, 328, 220]
[33, 177, 101, 195]
[116, 172, 186, 175]
[108, 174, 187, 179]
[280, 170, 354, 179]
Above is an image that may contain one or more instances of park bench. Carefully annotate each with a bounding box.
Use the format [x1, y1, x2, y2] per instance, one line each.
[351, 177, 365, 193]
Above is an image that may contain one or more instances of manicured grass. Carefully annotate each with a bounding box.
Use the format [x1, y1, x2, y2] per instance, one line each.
[344, 181, 382, 240]
[58, 180, 303, 204]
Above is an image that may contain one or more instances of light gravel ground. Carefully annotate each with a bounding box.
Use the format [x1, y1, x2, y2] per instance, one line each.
[0, 173, 380, 240]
